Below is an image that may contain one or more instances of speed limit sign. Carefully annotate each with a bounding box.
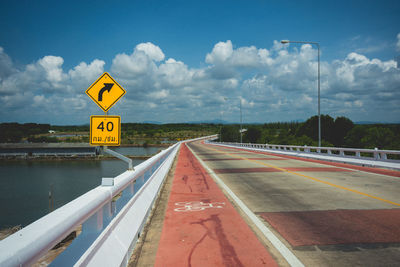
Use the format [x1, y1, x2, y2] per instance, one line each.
[90, 115, 120, 146]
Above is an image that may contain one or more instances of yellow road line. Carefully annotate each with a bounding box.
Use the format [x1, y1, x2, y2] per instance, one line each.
[204, 144, 400, 207]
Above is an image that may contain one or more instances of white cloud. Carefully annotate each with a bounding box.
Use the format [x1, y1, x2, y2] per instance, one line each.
[148, 102, 157, 109]
[333, 52, 397, 87]
[68, 59, 105, 82]
[136, 42, 165, 62]
[354, 100, 363, 107]
[149, 89, 169, 99]
[110, 43, 166, 82]
[206, 40, 233, 64]
[231, 46, 261, 67]
[397, 33, 400, 51]
[157, 58, 193, 87]
[206, 40, 273, 68]
[0, 38, 399, 124]
[0, 47, 16, 79]
[62, 96, 87, 110]
[33, 95, 46, 107]
[111, 50, 156, 78]
[38, 56, 65, 83]
[222, 78, 239, 89]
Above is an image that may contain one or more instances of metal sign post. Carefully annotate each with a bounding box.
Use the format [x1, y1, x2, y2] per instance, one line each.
[86, 72, 132, 170]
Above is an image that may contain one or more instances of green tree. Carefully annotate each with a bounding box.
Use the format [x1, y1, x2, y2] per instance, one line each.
[261, 128, 275, 144]
[344, 125, 368, 148]
[220, 126, 240, 142]
[360, 127, 396, 149]
[291, 135, 314, 146]
[244, 126, 261, 143]
[274, 129, 291, 145]
[332, 116, 354, 146]
[296, 114, 335, 143]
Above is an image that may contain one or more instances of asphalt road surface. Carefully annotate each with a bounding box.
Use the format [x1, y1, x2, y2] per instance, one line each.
[188, 141, 400, 266]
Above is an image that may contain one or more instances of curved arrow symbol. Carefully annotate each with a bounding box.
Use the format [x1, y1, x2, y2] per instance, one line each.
[98, 83, 114, 101]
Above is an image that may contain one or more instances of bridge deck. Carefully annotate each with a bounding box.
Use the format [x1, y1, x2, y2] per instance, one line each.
[131, 140, 400, 266]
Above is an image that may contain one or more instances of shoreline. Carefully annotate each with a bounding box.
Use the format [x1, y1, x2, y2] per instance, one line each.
[0, 142, 173, 161]
[0, 155, 156, 162]
[0, 142, 173, 149]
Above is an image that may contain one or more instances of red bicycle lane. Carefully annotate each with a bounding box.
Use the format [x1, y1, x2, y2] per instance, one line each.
[154, 143, 278, 267]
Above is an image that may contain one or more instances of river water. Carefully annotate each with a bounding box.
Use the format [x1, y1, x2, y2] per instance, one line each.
[0, 146, 164, 229]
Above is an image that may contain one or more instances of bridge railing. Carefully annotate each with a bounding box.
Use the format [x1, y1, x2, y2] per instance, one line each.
[33, 152, 96, 158]
[0, 152, 96, 158]
[0, 142, 181, 266]
[212, 141, 400, 162]
[0, 152, 29, 158]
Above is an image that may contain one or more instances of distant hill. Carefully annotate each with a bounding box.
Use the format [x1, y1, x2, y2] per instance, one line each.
[141, 121, 163, 124]
[186, 119, 230, 124]
[355, 121, 400, 125]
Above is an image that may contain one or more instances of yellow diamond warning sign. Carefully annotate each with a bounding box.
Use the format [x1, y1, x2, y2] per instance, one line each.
[90, 116, 120, 146]
[86, 72, 126, 112]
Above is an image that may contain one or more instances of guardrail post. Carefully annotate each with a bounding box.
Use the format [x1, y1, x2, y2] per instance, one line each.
[83, 209, 103, 233]
[374, 148, 380, 159]
[103, 201, 114, 224]
[128, 181, 135, 196]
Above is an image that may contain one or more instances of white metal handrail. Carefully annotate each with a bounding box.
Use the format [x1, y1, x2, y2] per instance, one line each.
[214, 142, 400, 162]
[33, 152, 96, 157]
[0, 142, 180, 266]
[0, 153, 28, 157]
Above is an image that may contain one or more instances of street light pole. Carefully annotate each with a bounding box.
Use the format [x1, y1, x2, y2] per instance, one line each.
[240, 99, 242, 143]
[281, 40, 321, 147]
[219, 109, 223, 142]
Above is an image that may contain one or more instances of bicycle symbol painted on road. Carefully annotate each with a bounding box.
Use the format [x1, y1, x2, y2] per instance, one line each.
[174, 201, 226, 212]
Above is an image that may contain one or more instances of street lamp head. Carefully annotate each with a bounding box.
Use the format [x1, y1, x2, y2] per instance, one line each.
[281, 40, 290, 44]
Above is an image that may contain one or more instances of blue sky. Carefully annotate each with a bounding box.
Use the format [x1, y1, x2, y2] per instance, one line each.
[0, 0, 399, 124]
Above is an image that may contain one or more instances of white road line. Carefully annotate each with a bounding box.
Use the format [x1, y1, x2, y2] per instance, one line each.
[187, 144, 304, 267]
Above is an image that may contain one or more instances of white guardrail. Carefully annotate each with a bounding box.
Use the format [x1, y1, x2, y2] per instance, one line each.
[0, 141, 182, 266]
[216, 142, 400, 161]
[210, 141, 400, 169]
